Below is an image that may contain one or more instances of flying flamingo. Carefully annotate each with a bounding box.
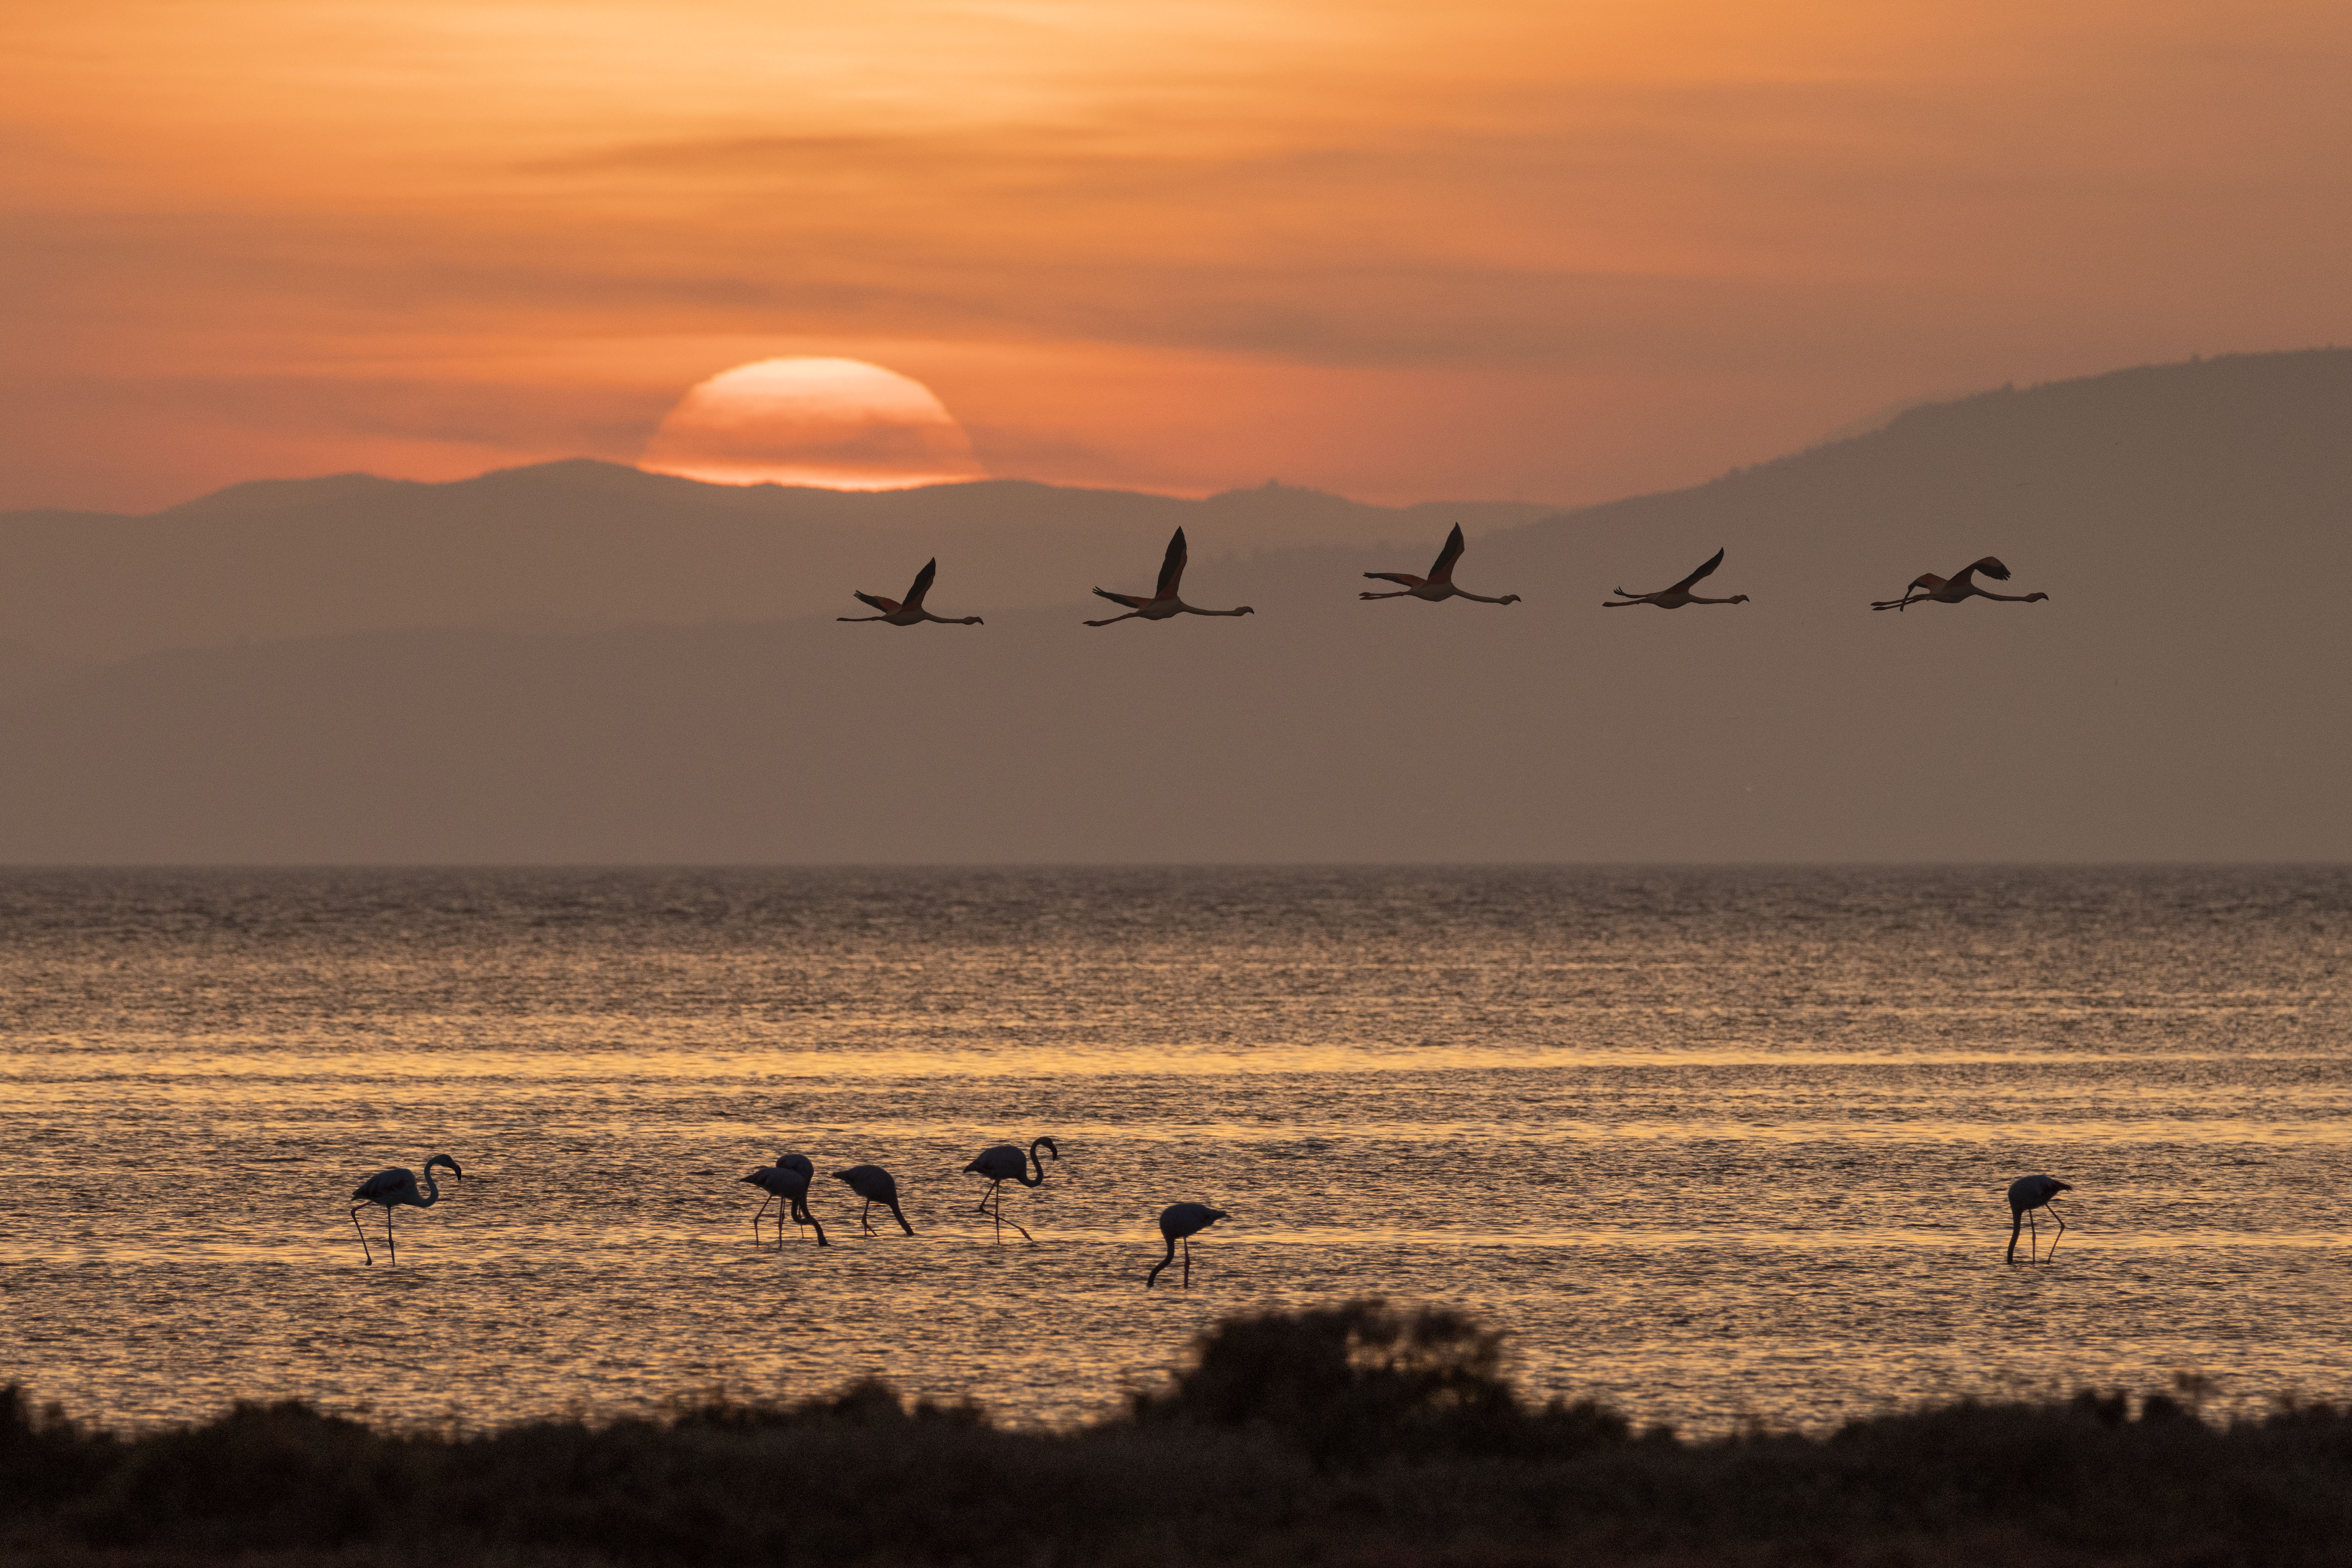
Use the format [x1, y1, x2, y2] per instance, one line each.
[2006, 1174, 2073, 1263]
[1873, 557, 2048, 611]
[1146, 1203, 1228, 1289]
[741, 1154, 827, 1248]
[963, 1136, 1060, 1242]
[1603, 548, 1750, 609]
[348, 1153, 461, 1265]
[831, 1163, 917, 1236]
[1359, 524, 1520, 606]
[1084, 528, 1254, 625]
[838, 558, 984, 626]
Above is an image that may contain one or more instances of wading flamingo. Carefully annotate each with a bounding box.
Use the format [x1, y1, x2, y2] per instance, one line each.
[838, 558, 983, 626]
[831, 1164, 917, 1236]
[1359, 524, 1520, 606]
[1085, 528, 1254, 625]
[2007, 1174, 2073, 1263]
[741, 1156, 827, 1248]
[1604, 547, 1750, 609]
[1873, 557, 2048, 611]
[963, 1136, 1060, 1241]
[1146, 1203, 1228, 1289]
[348, 1154, 461, 1265]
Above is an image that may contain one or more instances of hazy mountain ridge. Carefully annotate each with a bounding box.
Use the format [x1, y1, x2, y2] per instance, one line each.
[2, 348, 2346, 861]
[0, 461, 1558, 665]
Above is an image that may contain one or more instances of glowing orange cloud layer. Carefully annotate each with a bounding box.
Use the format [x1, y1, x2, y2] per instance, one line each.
[5, 0, 2351, 510]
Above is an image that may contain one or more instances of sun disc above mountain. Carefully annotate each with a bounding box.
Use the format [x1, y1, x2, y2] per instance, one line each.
[639, 358, 987, 490]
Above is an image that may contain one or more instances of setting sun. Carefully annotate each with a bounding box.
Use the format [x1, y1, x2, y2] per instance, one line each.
[638, 358, 987, 490]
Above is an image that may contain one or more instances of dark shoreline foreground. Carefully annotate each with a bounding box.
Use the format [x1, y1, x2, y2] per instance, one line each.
[6, 1304, 2348, 1567]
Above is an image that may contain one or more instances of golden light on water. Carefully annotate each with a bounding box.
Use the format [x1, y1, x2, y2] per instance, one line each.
[639, 358, 988, 490]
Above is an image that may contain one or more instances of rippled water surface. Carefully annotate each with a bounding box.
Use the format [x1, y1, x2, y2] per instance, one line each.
[3, 867, 2346, 1434]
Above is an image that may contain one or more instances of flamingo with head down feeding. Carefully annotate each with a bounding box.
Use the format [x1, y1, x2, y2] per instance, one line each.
[741, 1153, 826, 1248]
[1085, 528, 1254, 626]
[1145, 1203, 1228, 1289]
[2006, 1173, 2073, 1263]
[348, 1154, 462, 1265]
[1604, 548, 1750, 609]
[838, 558, 983, 626]
[831, 1163, 917, 1236]
[1873, 557, 2048, 611]
[1359, 524, 1520, 606]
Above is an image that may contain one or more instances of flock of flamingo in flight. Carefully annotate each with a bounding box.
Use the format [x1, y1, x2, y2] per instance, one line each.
[836, 524, 2049, 627]
[348, 1142, 2070, 1280]
[358, 520, 2058, 1282]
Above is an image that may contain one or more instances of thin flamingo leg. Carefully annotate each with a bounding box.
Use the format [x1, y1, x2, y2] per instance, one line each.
[351, 1204, 374, 1265]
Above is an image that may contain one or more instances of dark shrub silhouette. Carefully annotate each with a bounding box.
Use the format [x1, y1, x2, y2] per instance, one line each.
[1130, 1297, 1628, 1461]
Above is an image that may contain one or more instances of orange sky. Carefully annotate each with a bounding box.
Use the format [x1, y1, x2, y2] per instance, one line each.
[7, 0, 2351, 511]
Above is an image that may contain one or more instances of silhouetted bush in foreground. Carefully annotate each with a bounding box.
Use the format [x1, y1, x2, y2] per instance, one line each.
[1131, 1299, 1633, 1462]
[7, 1304, 2352, 1566]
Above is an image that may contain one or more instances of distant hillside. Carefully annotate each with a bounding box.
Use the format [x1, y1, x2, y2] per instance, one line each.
[1, 349, 2346, 862]
[0, 463, 1554, 664]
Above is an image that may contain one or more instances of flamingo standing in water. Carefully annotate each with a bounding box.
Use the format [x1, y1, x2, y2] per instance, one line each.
[1604, 547, 1750, 609]
[1359, 524, 1520, 606]
[1146, 1203, 1228, 1289]
[1873, 557, 2048, 611]
[1084, 528, 1254, 625]
[963, 1136, 1059, 1241]
[348, 1154, 461, 1265]
[741, 1154, 826, 1248]
[2006, 1174, 2073, 1263]
[831, 1164, 917, 1235]
[838, 558, 984, 626]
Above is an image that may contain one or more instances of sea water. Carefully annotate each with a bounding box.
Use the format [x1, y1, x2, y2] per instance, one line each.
[2, 867, 2345, 1434]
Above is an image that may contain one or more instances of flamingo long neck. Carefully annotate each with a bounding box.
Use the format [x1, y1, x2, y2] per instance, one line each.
[1022, 1140, 1052, 1185]
[415, 1169, 442, 1207]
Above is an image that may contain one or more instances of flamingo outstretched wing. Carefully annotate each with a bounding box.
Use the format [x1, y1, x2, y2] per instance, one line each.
[851, 590, 903, 614]
[1955, 555, 2012, 585]
[1666, 547, 1726, 595]
[1154, 528, 1188, 601]
[1093, 588, 1150, 608]
[903, 558, 938, 609]
[1362, 571, 1427, 587]
[1427, 524, 1466, 584]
